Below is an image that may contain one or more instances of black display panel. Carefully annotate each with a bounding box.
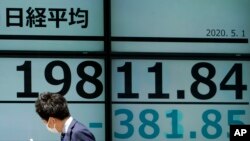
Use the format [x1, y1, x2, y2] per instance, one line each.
[111, 0, 250, 54]
[0, 0, 104, 51]
[0, 57, 105, 140]
[112, 59, 250, 140]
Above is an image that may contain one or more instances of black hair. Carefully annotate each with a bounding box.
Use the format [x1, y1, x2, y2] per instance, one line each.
[35, 92, 70, 121]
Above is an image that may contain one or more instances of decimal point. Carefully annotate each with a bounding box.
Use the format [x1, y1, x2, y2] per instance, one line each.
[190, 131, 196, 138]
[177, 90, 185, 99]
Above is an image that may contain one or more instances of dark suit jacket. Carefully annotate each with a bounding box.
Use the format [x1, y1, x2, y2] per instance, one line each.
[62, 119, 96, 141]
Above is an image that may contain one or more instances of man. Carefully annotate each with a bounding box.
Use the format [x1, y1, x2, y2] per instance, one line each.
[35, 92, 96, 141]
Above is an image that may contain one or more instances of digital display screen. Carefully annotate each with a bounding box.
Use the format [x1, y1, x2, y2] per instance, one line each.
[111, 0, 250, 54]
[0, 57, 105, 141]
[0, 0, 104, 51]
[0, 0, 249, 141]
[112, 59, 250, 140]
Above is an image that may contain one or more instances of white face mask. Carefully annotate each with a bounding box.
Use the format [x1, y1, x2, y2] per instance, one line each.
[46, 118, 60, 134]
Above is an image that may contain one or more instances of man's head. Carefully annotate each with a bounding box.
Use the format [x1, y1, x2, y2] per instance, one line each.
[35, 92, 70, 133]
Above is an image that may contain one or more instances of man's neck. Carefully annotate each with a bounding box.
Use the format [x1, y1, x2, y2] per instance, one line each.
[62, 116, 73, 133]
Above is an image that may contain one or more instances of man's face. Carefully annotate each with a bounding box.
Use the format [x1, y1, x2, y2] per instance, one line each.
[43, 117, 61, 133]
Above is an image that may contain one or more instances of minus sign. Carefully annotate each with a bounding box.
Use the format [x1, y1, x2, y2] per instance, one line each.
[89, 122, 103, 128]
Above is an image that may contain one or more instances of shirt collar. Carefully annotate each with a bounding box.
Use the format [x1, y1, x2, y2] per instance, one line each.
[63, 116, 73, 133]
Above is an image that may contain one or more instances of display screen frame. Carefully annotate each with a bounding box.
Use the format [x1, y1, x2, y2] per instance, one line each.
[0, 0, 249, 140]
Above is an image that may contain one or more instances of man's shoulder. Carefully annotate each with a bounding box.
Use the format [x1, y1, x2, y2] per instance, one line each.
[70, 119, 96, 140]
[71, 119, 91, 133]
